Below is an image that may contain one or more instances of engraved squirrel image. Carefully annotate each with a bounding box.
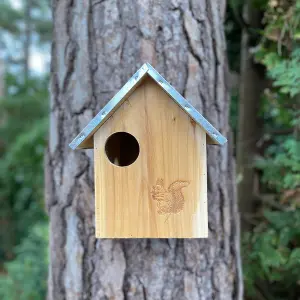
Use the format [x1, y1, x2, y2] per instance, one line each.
[151, 179, 190, 220]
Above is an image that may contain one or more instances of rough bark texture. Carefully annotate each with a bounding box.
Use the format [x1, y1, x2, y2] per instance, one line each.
[47, 0, 242, 299]
[237, 1, 264, 230]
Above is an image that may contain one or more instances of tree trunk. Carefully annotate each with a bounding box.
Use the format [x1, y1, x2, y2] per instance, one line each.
[237, 1, 264, 230]
[47, 1, 242, 299]
[24, 0, 32, 82]
[0, 59, 4, 97]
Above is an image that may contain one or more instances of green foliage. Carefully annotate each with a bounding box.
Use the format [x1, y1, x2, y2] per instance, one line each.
[0, 77, 48, 261]
[256, 138, 300, 192]
[0, 75, 49, 300]
[253, 0, 300, 194]
[241, 1, 300, 299]
[0, 1, 51, 299]
[0, 223, 48, 300]
[0, 0, 51, 73]
[0, 75, 49, 146]
[258, 48, 300, 97]
[243, 209, 300, 299]
[0, 1, 23, 34]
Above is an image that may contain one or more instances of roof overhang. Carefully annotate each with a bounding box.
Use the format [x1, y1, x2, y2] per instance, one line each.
[69, 63, 227, 150]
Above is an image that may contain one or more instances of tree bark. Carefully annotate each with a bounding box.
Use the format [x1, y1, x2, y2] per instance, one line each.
[47, 1, 242, 299]
[237, 1, 264, 230]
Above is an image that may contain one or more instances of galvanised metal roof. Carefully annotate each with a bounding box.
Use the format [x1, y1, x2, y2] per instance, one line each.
[69, 63, 227, 150]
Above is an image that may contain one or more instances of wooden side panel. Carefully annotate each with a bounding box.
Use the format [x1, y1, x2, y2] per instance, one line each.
[94, 77, 207, 238]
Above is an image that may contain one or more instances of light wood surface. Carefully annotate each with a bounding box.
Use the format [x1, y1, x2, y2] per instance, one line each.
[94, 77, 208, 238]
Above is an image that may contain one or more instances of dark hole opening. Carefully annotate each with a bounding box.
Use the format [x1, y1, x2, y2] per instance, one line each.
[105, 132, 140, 167]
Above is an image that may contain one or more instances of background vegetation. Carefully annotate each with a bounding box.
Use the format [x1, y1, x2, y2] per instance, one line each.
[0, 1, 50, 299]
[0, 0, 299, 299]
[228, 0, 300, 299]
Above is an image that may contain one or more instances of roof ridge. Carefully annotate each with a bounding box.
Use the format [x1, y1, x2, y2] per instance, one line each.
[69, 63, 227, 149]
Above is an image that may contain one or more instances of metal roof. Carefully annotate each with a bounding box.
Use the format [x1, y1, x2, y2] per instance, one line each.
[69, 63, 227, 150]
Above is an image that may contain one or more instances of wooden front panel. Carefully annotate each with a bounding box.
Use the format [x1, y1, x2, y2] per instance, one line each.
[94, 77, 207, 238]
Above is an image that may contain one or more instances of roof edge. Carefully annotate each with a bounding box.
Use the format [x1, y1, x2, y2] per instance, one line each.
[69, 63, 227, 149]
[69, 63, 149, 150]
[146, 63, 227, 145]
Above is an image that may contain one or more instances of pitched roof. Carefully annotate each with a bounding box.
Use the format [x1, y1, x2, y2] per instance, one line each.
[69, 63, 227, 149]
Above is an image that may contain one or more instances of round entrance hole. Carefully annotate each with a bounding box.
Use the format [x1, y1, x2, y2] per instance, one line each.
[105, 132, 140, 167]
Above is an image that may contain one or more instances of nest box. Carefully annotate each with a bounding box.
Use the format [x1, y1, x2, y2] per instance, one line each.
[69, 63, 227, 238]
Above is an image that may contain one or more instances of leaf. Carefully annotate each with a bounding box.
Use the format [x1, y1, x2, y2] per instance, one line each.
[264, 210, 293, 229]
[286, 249, 300, 268]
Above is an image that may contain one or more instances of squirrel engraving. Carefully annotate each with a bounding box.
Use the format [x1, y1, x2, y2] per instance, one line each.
[151, 179, 190, 220]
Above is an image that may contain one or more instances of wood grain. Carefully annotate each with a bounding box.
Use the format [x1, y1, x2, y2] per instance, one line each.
[94, 77, 207, 238]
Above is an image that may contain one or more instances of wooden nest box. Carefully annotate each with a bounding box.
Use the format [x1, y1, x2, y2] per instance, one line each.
[69, 63, 227, 238]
